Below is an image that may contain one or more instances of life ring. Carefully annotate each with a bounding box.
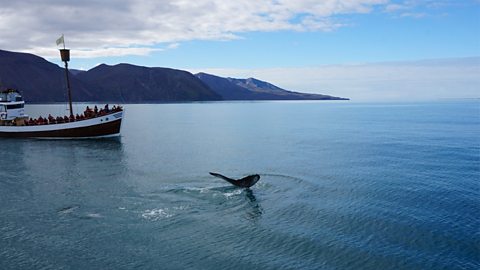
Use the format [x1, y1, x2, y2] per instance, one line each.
[0, 113, 6, 120]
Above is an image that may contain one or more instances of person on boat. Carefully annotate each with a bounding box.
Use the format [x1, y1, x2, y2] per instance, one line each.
[84, 106, 92, 118]
[94, 105, 98, 116]
[112, 105, 122, 112]
[104, 104, 109, 113]
[63, 115, 69, 123]
[48, 114, 55, 124]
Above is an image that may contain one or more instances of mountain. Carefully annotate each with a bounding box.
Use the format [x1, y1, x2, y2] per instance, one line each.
[230, 77, 288, 94]
[76, 64, 221, 102]
[195, 73, 259, 100]
[0, 49, 220, 102]
[0, 50, 97, 102]
[69, 69, 86, 76]
[0, 49, 348, 102]
[196, 73, 348, 100]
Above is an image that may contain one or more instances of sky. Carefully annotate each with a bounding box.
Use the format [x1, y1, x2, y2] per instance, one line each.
[0, 0, 479, 101]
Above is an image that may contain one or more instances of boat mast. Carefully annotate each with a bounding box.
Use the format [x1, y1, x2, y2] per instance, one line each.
[59, 38, 74, 118]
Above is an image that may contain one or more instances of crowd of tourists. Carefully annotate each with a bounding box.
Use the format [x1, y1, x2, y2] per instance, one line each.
[24, 104, 122, 126]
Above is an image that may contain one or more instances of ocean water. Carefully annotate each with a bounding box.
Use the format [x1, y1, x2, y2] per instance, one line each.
[0, 101, 478, 270]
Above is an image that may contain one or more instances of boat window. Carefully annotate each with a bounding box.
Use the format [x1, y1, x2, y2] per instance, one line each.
[0, 106, 5, 112]
[15, 96, 23, 101]
[6, 104, 24, 110]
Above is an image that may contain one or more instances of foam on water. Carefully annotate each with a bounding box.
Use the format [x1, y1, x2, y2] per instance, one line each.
[141, 208, 174, 220]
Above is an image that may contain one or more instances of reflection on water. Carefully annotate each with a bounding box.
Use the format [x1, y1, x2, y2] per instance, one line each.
[244, 188, 263, 221]
[0, 138, 128, 221]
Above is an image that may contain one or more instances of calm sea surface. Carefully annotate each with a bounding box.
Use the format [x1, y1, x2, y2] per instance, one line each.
[0, 101, 479, 270]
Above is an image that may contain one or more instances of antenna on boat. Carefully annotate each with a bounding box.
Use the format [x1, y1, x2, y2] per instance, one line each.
[57, 34, 74, 118]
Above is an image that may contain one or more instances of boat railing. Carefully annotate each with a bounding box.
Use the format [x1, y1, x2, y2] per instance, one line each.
[0, 105, 122, 127]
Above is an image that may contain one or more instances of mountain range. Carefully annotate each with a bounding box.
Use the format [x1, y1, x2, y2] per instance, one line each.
[0, 49, 348, 103]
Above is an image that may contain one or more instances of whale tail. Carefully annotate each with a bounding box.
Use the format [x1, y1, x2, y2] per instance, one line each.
[209, 172, 260, 188]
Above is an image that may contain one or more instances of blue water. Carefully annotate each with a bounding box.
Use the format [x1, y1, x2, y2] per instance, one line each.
[0, 101, 479, 269]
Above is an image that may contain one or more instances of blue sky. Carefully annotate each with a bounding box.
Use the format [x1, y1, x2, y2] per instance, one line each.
[70, 1, 480, 70]
[0, 0, 479, 100]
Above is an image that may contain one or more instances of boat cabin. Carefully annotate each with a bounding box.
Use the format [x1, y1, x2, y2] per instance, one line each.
[0, 89, 27, 122]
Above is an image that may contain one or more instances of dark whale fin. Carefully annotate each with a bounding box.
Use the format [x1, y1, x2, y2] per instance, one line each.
[209, 172, 261, 188]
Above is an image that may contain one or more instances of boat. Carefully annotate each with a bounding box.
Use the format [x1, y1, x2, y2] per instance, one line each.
[0, 89, 123, 138]
[0, 39, 123, 139]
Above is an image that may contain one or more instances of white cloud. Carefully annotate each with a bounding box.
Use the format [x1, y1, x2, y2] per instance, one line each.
[166, 43, 180, 50]
[399, 12, 427, 18]
[188, 58, 480, 101]
[25, 47, 163, 59]
[0, 0, 389, 58]
[382, 0, 475, 17]
[385, 3, 409, 12]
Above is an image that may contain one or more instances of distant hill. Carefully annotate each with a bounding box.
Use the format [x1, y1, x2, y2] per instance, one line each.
[195, 73, 259, 100]
[69, 69, 86, 76]
[76, 64, 221, 102]
[0, 50, 97, 102]
[196, 73, 348, 100]
[0, 50, 220, 103]
[0, 49, 348, 102]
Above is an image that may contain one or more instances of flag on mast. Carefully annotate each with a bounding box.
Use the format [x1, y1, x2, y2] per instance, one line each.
[56, 34, 64, 46]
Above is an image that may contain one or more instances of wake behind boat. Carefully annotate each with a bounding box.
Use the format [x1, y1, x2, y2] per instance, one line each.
[0, 36, 124, 139]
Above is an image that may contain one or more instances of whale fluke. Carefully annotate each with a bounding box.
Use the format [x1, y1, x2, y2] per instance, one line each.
[209, 172, 260, 188]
